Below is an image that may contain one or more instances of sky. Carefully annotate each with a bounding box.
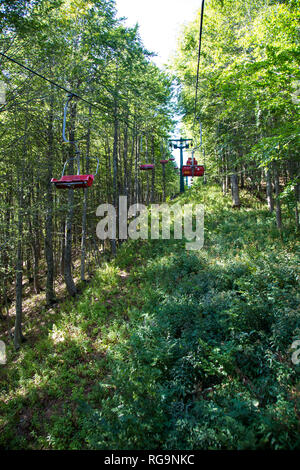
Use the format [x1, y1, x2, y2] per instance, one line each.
[115, 0, 201, 68]
[114, 1, 202, 165]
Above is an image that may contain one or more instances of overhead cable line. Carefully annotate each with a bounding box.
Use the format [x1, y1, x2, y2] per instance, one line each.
[0, 51, 106, 112]
[193, 0, 205, 127]
[0, 51, 170, 139]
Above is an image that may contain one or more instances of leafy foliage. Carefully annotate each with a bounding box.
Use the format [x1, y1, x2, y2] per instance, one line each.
[77, 184, 300, 450]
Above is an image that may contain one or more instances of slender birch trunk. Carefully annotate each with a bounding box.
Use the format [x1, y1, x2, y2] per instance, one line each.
[45, 89, 56, 304]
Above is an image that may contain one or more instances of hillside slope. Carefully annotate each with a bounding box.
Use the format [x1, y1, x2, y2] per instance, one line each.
[1, 184, 299, 450]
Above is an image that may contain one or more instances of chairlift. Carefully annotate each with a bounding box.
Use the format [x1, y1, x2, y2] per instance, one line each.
[51, 94, 99, 189]
[182, 165, 204, 177]
[140, 164, 155, 171]
[182, 153, 204, 177]
[139, 135, 155, 171]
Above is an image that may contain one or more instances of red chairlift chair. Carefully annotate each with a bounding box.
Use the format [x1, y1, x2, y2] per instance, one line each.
[182, 154, 205, 177]
[139, 135, 155, 171]
[51, 94, 99, 190]
[139, 163, 155, 170]
[182, 165, 205, 177]
[51, 157, 99, 189]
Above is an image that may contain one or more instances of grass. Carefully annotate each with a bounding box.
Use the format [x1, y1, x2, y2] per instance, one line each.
[0, 183, 299, 449]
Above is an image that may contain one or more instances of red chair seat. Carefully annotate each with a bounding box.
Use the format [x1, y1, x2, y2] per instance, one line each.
[140, 164, 155, 170]
[182, 165, 205, 177]
[51, 174, 95, 189]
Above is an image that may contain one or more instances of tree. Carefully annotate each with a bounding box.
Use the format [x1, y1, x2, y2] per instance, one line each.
[172, 0, 299, 223]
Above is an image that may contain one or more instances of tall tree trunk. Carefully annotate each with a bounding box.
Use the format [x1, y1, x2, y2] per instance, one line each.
[135, 134, 140, 204]
[60, 219, 65, 276]
[273, 162, 282, 231]
[151, 135, 155, 203]
[105, 134, 112, 203]
[145, 136, 149, 205]
[64, 99, 77, 296]
[224, 153, 229, 195]
[81, 106, 91, 281]
[162, 163, 166, 202]
[30, 184, 41, 294]
[28, 196, 40, 294]
[128, 127, 135, 207]
[14, 175, 24, 350]
[231, 171, 240, 208]
[123, 119, 129, 199]
[45, 89, 56, 304]
[295, 182, 299, 231]
[111, 98, 118, 256]
[14, 113, 28, 350]
[1, 189, 11, 317]
[266, 168, 274, 213]
[291, 160, 299, 231]
[221, 154, 227, 195]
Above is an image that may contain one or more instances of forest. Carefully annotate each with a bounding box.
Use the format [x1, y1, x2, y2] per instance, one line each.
[0, 0, 299, 451]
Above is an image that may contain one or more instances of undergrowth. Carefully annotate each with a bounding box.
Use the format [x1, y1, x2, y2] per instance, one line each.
[0, 183, 299, 449]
